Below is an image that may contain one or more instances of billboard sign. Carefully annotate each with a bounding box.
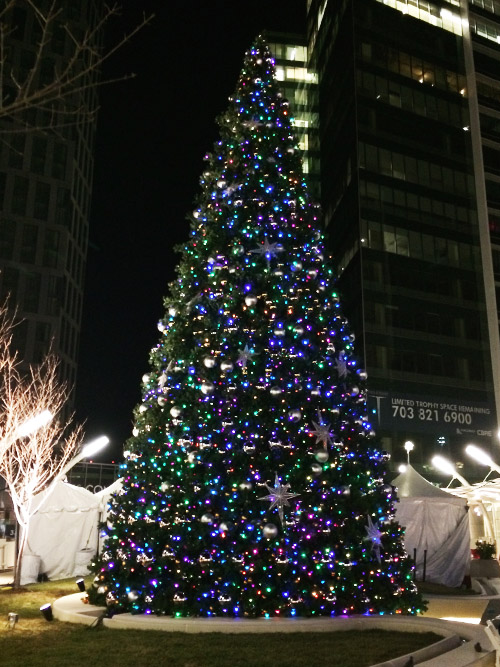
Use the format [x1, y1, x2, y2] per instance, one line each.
[367, 392, 495, 439]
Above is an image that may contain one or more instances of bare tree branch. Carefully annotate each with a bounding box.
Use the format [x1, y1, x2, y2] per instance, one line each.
[0, 1, 153, 134]
[0, 301, 84, 588]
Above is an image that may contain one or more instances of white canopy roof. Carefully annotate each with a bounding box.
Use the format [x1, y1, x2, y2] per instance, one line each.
[392, 464, 466, 505]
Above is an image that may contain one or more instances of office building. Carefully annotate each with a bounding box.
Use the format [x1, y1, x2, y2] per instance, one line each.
[266, 32, 321, 197]
[0, 0, 100, 408]
[305, 0, 500, 476]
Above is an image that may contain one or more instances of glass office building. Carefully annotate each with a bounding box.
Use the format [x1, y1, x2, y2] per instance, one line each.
[265, 32, 321, 198]
[0, 1, 100, 409]
[305, 0, 500, 477]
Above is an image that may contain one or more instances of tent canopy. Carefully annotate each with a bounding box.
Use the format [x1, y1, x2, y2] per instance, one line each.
[25, 481, 100, 583]
[392, 465, 470, 587]
[392, 464, 466, 505]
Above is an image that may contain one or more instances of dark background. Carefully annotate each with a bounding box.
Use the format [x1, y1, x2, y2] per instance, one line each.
[76, 1, 306, 461]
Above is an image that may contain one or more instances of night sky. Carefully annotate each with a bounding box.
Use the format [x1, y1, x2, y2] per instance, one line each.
[75, 1, 307, 461]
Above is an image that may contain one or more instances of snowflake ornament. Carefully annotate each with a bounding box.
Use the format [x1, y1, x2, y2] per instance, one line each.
[365, 516, 383, 563]
[259, 473, 300, 526]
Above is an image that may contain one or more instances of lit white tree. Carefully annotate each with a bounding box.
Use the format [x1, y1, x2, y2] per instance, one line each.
[0, 305, 84, 589]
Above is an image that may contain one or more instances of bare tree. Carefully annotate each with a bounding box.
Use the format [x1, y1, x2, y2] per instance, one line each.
[0, 0, 152, 134]
[0, 304, 84, 589]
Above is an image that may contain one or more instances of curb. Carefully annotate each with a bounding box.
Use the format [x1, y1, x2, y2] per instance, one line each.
[53, 593, 497, 666]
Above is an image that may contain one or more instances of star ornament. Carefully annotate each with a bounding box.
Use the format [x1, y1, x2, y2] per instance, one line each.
[310, 412, 333, 449]
[237, 344, 256, 367]
[335, 351, 348, 378]
[365, 516, 383, 563]
[259, 473, 300, 526]
[249, 238, 283, 264]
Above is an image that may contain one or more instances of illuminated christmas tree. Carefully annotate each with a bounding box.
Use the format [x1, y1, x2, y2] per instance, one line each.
[91, 37, 423, 618]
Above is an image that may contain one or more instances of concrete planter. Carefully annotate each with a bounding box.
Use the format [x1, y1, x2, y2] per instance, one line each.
[470, 559, 500, 578]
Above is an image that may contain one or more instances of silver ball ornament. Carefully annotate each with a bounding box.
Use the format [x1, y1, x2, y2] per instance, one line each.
[294, 325, 304, 336]
[315, 450, 329, 463]
[203, 356, 216, 368]
[245, 294, 258, 307]
[201, 513, 215, 524]
[288, 408, 302, 422]
[201, 381, 215, 395]
[170, 406, 182, 418]
[270, 386, 282, 396]
[220, 360, 234, 373]
[263, 523, 278, 539]
[311, 462, 323, 475]
[239, 481, 253, 491]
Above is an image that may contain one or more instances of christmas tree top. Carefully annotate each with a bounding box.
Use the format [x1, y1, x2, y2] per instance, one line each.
[91, 36, 424, 619]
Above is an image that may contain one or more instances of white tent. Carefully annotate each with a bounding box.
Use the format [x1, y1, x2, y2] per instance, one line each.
[392, 465, 470, 587]
[23, 481, 100, 583]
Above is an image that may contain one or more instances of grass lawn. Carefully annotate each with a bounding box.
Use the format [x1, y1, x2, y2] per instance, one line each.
[0, 577, 441, 667]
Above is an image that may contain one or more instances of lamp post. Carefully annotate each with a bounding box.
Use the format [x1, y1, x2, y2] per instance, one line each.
[58, 435, 110, 481]
[431, 455, 470, 487]
[465, 444, 500, 477]
[15, 410, 53, 438]
[33, 435, 109, 514]
[404, 441, 415, 464]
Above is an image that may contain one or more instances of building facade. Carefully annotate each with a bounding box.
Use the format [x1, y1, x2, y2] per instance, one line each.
[265, 31, 321, 197]
[0, 0, 100, 408]
[304, 0, 500, 477]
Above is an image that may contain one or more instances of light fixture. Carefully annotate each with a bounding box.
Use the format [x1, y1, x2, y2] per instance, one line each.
[465, 444, 500, 476]
[56, 435, 110, 482]
[398, 464, 407, 474]
[80, 435, 110, 460]
[40, 603, 53, 621]
[76, 578, 86, 592]
[7, 612, 18, 629]
[431, 455, 470, 486]
[404, 441, 414, 463]
[16, 410, 53, 438]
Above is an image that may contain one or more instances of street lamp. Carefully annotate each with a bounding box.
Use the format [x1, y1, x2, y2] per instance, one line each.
[404, 441, 415, 463]
[33, 435, 109, 514]
[431, 455, 470, 486]
[465, 444, 500, 477]
[58, 435, 110, 480]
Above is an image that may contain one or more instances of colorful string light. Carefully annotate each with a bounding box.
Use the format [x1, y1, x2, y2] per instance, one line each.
[90, 36, 423, 619]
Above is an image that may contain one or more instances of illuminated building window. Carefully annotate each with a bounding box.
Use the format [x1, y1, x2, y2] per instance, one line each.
[374, 0, 462, 35]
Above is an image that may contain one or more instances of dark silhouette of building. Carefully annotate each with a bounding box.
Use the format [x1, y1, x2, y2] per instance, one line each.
[0, 1, 100, 409]
[305, 0, 500, 476]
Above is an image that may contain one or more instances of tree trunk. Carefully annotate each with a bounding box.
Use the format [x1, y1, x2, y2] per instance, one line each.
[13, 521, 28, 590]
